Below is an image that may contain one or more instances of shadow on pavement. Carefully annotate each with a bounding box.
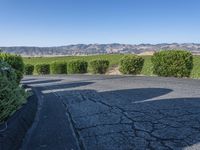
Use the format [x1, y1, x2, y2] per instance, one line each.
[43, 82, 94, 90]
[49, 86, 200, 149]
[100, 88, 173, 104]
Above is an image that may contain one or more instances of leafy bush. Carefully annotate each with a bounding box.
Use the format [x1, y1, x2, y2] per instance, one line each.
[0, 61, 26, 122]
[35, 64, 50, 75]
[0, 61, 17, 81]
[0, 53, 24, 83]
[24, 64, 34, 75]
[119, 55, 144, 75]
[50, 62, 67, 74]
[90, 59, 109, 74]
[151, 50, 193, 77]
[68, 60, 88, 74]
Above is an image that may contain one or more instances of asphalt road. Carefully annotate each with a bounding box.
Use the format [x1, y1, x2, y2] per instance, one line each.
[21, 75, 200, 150]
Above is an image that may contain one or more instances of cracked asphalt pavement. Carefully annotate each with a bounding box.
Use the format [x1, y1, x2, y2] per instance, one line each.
[21, 75, 200, 150]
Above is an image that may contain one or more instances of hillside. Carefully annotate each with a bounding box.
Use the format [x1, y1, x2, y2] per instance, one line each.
[1, 43, 200, 56]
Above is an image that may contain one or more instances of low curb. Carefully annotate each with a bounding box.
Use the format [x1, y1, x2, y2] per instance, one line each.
[0, 88, 38, 150]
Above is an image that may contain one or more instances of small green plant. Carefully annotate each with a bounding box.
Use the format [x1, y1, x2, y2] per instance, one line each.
[68, 60, 88, 74]
[90, 59, 109, 74]
[119, 55, 144, 75]
[151, 50, 193, 77]
[50, 62, 67, 74]
[0, 61, 26, 122]
[24, 64, 34, 75]
[35, 64, 50, 75]
[0, 53, 24, 83]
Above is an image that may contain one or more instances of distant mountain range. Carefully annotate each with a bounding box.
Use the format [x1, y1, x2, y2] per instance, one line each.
[1, 43, 200, 57]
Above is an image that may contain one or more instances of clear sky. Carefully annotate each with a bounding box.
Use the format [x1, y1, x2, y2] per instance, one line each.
[0, 0, 200, 46]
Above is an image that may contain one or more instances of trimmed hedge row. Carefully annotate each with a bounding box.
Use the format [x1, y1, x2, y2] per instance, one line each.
[50, 62, 67, 74]
[24, 50, 193, 78]
[152, 50, 193, 77]
[35, 64, 50, 75]
[24, 64, 34, 75]
[90, 59, 109, 74]
[0, 53, 24, 83]
[0, 61, 26, 122]
[33, 60, 88, 75]
[68, 60, 88, 74]
[119, 55, 144, 75]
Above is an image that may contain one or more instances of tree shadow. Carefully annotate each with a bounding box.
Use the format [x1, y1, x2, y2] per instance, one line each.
[100, 88, 173, 104]
[43, 82, 94, 90]
[50, 87, 200, 149]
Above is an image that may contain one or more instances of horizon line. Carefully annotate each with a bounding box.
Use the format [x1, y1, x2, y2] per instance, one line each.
[0, 42, 200, 48]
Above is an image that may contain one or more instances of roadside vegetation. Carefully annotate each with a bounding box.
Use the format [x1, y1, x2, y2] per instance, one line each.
[90, 59, 109, 74]
[24, 64, 34, 75]
[35, 64, 50, 75]
[50, 61, 67, 74]
[0, 53, 25, 83]
[119, 55, 144, 75]
[68, 60, 88, 74]
[152, 50, 193, 77]
[23, 51, 200, 78]
[0, 54, 27, 123]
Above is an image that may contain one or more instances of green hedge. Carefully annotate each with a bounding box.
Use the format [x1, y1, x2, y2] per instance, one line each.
[151, 50, 193, 77]
[90, 59, 109, 74]
[119, 55, 144, 75]
[50, 62, 67, 74]
[0, 61, 17, 81]
[0, 53, 24, 83]
[0, 61, 26, 122]
[24, 64, 34, 75]
[68, 60, 88, 74]
[35, 64, 50, 75]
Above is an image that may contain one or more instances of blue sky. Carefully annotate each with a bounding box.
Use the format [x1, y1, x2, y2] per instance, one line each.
[0, 0, 200, 46]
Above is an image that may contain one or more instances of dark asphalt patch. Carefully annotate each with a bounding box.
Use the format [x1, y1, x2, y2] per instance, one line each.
[0, 93, 38, 150]
[21, 87, 80, 150]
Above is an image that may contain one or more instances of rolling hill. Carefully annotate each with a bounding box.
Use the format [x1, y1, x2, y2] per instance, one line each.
[1, 43, 200, 57]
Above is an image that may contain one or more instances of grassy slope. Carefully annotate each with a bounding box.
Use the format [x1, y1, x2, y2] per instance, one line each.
[23, 54, 123, 66]
[23, 54, 200, 78]
[191, 56, 200, 78]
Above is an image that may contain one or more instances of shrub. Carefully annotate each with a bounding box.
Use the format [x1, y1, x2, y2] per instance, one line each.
[119, 55, 144, 75]
[0, 61, 26, 122]
[0, 61, 17, 82]
[24, 64, 34, 75]
[68, 60, 88, 74]
[90, 59, 109, 74]
[0, 53, 24, 83]
[35, 64, 50, 75]
[151, 50, 193, 77]
[50, 62, 67, 74]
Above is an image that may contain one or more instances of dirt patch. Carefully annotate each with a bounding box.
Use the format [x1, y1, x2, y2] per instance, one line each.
[106, 66, 122, 75]
[138, 51, 155, 56]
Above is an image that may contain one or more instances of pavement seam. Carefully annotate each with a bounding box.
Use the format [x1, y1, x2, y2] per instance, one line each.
[49, 88, 85, 150]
